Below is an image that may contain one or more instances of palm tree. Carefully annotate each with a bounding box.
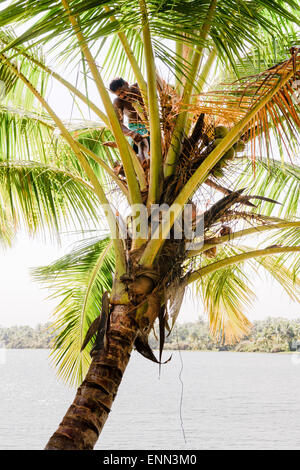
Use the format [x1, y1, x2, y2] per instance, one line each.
[0, 0, 299, 450]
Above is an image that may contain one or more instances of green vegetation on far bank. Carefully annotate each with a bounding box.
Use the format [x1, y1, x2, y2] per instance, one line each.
[150, 317, 300, 353]
[1, 317, 300, 353]
[0, 324, 54, 349]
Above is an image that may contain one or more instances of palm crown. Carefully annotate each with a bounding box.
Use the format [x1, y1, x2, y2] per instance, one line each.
[0, 0, 299, 449]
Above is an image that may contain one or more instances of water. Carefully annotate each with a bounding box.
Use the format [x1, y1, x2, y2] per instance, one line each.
[1, 349, 300, 450]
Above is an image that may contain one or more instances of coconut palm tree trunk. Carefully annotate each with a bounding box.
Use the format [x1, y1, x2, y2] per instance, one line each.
[45, 304, 139, 450]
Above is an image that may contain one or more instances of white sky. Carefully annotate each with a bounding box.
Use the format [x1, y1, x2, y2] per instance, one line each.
[0, 232, 299, 327]
[0, 29, 299, 327]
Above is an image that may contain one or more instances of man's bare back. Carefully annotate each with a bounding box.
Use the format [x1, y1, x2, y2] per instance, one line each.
[113, 84, 143, 130]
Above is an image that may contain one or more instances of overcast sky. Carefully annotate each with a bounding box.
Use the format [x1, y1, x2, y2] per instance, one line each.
[0, 233, 299, 327]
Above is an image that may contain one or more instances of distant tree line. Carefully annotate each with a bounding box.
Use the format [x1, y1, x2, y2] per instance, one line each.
[0, 323, 54, 349]
[1, 317, 300, 353]
[150, 317, 300, 353]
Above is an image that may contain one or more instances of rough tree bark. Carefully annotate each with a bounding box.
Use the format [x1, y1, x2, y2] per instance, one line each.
[45, 303, 140, 450]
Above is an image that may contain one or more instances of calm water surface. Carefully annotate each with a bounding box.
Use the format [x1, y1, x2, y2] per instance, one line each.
[1, 349, 300, 450]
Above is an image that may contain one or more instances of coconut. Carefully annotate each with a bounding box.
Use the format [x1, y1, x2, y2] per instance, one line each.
[128, 276, 154, 296]
[215, 125, 229, 138]
[211, 167, 224, 178]
[219, 158, 228, 169]
[233, 140, 246, 152]
[223, 147, 235, 160]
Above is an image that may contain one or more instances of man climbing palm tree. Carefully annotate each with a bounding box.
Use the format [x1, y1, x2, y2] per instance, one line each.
[109, 77, 150, 164]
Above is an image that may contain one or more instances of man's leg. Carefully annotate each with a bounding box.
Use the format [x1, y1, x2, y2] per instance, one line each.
[136, 137, 149, 163]
[132, 142, 139, 154]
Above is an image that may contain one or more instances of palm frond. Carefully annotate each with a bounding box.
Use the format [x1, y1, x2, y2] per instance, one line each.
[265, 224, 300, 249]
[225, 244, 300, 302]
[0, 55, 17, 94]
[0, 199, 16, 247]
[1, 0, 299, 73]
[191, 236, 299, 342]
[194, 257, 254, 343]
[0, 161, 101, 236]
[101, 30, 145, 84]
[0, 104, 114, 181]
[32, 235, 115, 386]
[0, 38, 49, 110]
[234, 157, 300, 218]
[0, 104, 55, 162]
[219, 21, 300, 80]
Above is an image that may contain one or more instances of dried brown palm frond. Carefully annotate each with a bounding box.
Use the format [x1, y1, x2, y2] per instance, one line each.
[189, 48, 300, 161]
[225, 210, 284, 225]
[157, 77, 181, 156]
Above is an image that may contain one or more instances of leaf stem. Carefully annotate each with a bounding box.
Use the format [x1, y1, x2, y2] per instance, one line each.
[164, 0, 218, 177]
[185, 246, 300, 285]
[139, 0, 163, 206]
[187, 221, 300, 257]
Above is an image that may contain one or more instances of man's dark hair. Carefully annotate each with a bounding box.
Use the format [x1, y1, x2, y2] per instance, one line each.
[109, 77, 126, 92]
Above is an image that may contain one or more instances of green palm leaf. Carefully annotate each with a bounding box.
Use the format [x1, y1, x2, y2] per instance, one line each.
[265, 225, 300, 249]
[0, 105, 55, 162]
[194, 258, 254, 343]
[225, 244, 300, 302]
[0, 199, 15, 246]
[32, 235, 115, 386]
[234, 157, 300, 218]
[220, 24, 300, 79]
[0, 161, 101, 235]
[1, 0, 299, 72]
[101, 30, 145, 84]
[192, 238, 299, 342]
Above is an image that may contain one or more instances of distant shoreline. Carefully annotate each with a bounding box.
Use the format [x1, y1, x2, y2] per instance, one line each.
[2, 348, 300, 355]
[1, 317, 300, 353]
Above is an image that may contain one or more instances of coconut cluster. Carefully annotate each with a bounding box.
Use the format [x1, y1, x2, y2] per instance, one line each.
[206, 126, 245, 178]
